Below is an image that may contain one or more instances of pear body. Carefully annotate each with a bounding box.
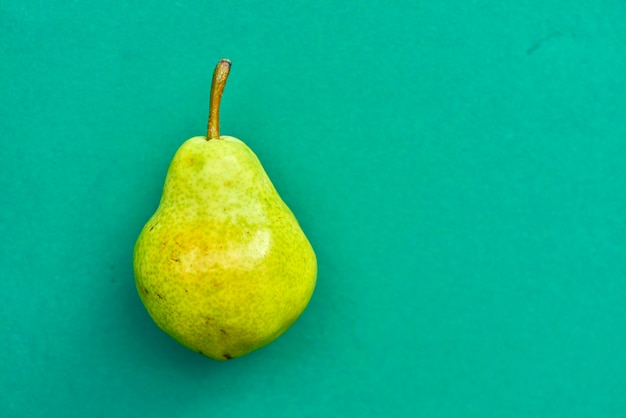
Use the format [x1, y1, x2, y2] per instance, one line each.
[133, 136, 317, 360]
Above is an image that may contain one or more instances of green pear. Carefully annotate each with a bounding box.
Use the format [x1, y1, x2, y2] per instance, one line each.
[133, 59, 317, 361]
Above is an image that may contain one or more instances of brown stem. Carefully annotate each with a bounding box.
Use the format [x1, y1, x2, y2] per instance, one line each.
[207, 58, 232, 140]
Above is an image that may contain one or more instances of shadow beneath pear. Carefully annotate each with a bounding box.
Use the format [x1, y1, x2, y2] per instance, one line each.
[98, 246, 248, 416]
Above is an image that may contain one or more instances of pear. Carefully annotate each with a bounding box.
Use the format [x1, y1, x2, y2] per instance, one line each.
[133, 59, 317, 361]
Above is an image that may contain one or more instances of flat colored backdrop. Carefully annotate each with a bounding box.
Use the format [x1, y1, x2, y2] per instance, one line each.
[1, 1, 625, 417]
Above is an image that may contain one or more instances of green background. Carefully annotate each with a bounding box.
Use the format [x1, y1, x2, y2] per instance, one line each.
[2, 1, 625, 416]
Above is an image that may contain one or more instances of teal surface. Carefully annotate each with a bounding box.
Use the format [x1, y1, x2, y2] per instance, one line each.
[2, 1, 625, 417]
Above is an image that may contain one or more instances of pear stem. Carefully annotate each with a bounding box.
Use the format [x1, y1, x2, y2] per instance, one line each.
[207, 58, 232, 140]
